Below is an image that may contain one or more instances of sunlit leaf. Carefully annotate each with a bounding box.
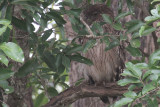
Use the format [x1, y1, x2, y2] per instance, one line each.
[124, 91, 137, 98]
[118, 77, 141, 86]
[0, 42, 24, 63]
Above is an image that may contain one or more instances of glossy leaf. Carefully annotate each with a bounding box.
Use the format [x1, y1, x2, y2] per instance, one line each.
[124, 91, 137, 98]
[125, 62, 142, 78]
[114, 98, 133, 107]
[121, 69, 136, 78]
[0, 42, 24, 63]
[118, 77, 141, 86]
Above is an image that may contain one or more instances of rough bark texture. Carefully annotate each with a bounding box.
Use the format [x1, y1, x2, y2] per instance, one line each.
[43, 82, 141, 107]
[3, 5, 33, 107]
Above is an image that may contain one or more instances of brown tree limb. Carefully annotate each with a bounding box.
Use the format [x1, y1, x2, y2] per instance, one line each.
[43, 82, 140, 107]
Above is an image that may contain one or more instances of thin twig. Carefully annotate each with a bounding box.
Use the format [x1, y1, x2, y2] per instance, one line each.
[80, 15, 95, 37]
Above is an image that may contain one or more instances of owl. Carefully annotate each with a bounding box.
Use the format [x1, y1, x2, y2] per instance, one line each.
[80, 4, 124, 103]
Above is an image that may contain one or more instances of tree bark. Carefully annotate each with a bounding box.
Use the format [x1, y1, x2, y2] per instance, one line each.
[43, 82, 141, 107]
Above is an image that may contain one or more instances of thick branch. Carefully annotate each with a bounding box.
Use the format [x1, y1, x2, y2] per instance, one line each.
[43, 82, 140, 107]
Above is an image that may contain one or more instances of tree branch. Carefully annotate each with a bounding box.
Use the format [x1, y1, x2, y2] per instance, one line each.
[43, 82, 140, 107]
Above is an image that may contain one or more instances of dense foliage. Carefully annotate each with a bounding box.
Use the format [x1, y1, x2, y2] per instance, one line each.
[0, 0, 160, 107]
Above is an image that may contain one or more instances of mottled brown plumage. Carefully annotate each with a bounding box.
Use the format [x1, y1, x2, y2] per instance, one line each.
[81, 4, 124, 103]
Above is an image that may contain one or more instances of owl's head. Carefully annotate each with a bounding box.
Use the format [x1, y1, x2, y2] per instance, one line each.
[81, 4, 114, 25]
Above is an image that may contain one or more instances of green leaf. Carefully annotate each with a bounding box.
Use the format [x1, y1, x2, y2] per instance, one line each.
[0, 68, 14, 81]
[142, 83, 155, 95]
[66, 45, 83, 55]
[139, 26, 145, 37]
[34, 93, 48, 107]
[0, 42, 24, 63]
[16, 59, 39, 77]
[83, 39, 96, 53]
[115, 12, 132, 21]
[0, 19, 11, 26]
[55, 54, 62, 68]
[0, 26, 7, 35]
[12, 16, 27, 31]
[145, 16, 159, 22]
[142, 70, 152, 80]
[125, 62, 142, 78]
[62, 55, 70, 71]
[126, 0, 134, 12]
[147, 97, 158, 107]
[157, 22, 160, 27]
[114, 98, 133, 107]
[128, 84, 137, 91]
[47, 87, 58, 97]
[102, 14, 112, 24]
[41, 51, 56, 71]
[135, 63, 148, 69]
[141, 26, 156, 37]
[126, 45, 141, 57]
[112, 22, 122, 31]
[69, 55, 93, 65]
[121, 69, 136, 78]
[126, 20, 144, 33]
[91, 22, 104, 35]
[130, 39, 141, 48]
[103, 36, 110, 46]
[124, 91, 137, 98]
[47, 10, 66, 25]
[133, 103, 142, 107]
[0, 53, 8, 66]
[149, 74, 159, 81]
[151, 9, 160, 17]
[149, 49, 160, 66]
[0, 80, 14, 94]
[41, 29, 53, 41]
[118, 77, 141, 86]
[105, 40, 119, 51]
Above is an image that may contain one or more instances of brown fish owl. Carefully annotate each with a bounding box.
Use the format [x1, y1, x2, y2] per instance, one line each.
[81, 4, 124, 103]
